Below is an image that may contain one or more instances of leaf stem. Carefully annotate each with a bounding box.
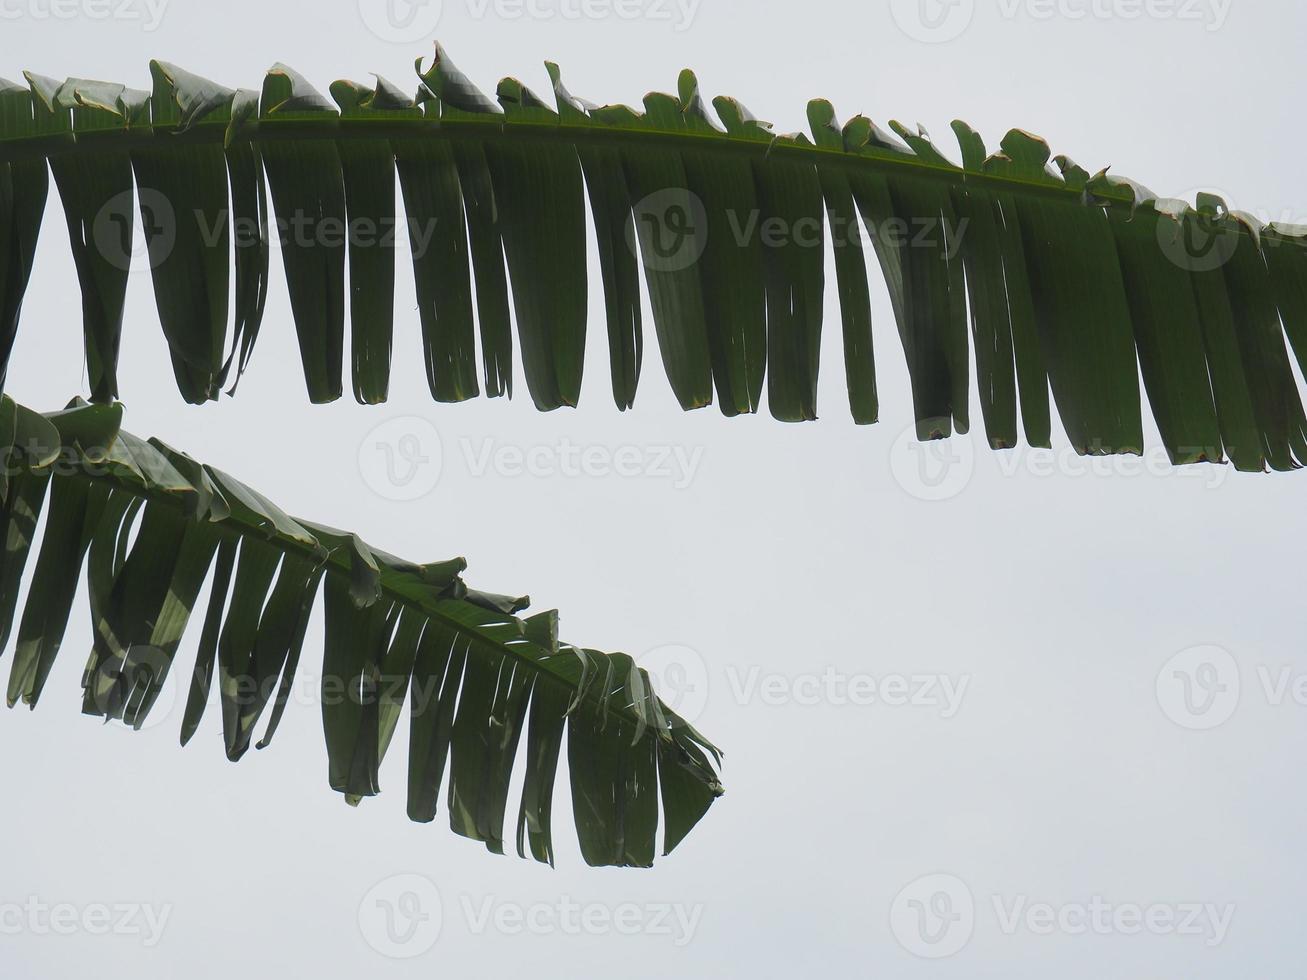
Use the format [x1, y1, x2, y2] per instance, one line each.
[0, 112, 1159, 216]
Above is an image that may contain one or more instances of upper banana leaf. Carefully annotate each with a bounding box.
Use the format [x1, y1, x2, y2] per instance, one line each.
[2, 46, 1306, 471]
[0, 394, 723, 868]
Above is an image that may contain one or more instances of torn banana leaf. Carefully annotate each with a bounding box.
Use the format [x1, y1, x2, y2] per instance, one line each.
[0, 394, 723, 867]
[1, 47, 1304, 471]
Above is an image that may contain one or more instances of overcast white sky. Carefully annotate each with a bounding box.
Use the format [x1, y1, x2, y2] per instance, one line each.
[3, 1, 1307, 977]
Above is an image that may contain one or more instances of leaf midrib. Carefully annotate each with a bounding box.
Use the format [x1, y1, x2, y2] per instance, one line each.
[61, 457, 683, 763]
[0, 110, 1156, 216]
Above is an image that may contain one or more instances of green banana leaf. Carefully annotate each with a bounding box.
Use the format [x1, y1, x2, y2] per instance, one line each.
[0, 394, 723, 868]
[4, 45, 1304, 470]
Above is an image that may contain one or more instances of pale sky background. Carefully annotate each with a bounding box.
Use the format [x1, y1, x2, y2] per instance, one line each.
[3, 1, 1307, 977]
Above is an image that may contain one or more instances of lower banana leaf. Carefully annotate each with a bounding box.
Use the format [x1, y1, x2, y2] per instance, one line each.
[0, 394, 723, 868]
